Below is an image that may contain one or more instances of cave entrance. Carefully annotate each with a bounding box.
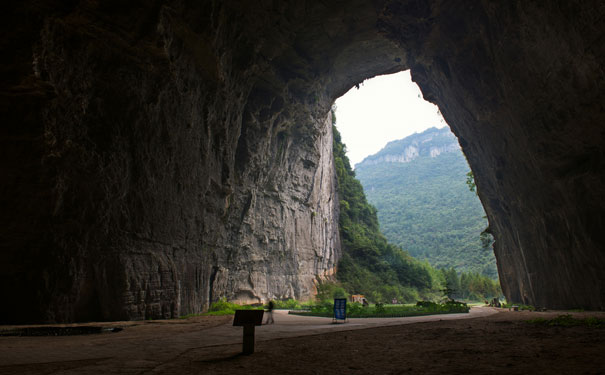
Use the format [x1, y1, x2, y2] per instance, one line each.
[332, 71, 499, 303]
[335, 71, 446, 167]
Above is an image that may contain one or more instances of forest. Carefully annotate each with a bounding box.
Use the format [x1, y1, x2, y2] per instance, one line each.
[355, 128, 499, 279]
[332, 114, 500, 303]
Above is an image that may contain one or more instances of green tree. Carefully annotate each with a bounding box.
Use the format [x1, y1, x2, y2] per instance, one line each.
[466, 171, 476, 193]
[458, 271, 501, 301]
[332, 110, 439, 303]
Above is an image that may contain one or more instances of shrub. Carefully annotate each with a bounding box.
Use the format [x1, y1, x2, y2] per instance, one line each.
[272, 299, 301, 309]
[208, 298, 238, 313]
[316, 281, 348, 302]
[502, 302, 535, 311]
[310, 300, 333, 314]
[201, 298, 262, 316]
[416, 301, 438, 309]
[290, 301, 469, 318]
[399, 287, 420, 304]
[347, 302, 364, 315]
[444, 300, 469, 313]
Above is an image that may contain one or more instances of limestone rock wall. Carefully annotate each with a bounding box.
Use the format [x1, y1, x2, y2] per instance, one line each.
[215, 113, 340, 304]
[1, 1, 350, 323]
[379, 0, 605, 309]
[358, 128, 460, 166]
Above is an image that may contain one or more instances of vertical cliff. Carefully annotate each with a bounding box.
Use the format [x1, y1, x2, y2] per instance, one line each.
[379, 1, 605, 309]
[212, 112, 340, 304]
[1, 1, 348, 322]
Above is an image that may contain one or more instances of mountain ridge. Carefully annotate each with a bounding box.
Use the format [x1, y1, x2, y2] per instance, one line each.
[356, 127, 459, 167]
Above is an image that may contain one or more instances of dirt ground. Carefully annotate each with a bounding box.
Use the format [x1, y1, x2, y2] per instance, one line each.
[1, 309, 604, 374]
[161, 311, 605, 375]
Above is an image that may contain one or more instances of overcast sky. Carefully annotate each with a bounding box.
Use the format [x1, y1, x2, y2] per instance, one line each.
[334, 70, 448, 167]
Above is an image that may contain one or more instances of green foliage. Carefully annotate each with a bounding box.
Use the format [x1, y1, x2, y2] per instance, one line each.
[310, 300, 335, 314]
[441, 267, 460, 299]
[316, 281, 349, 302]
[185, 298, 262, 317]
[466, 171, 476, 193]
[347, 302, 366, 315]
[440, 268, 502, 301]
[355, 127, 498, 279]
[332, 117, 440, 303]
[501, 302, 535, 311]
[272, 299, 303, 309]
[527, 314, 605, 328]
[291, 301, 469, 318]
[480, 227, 494, 250]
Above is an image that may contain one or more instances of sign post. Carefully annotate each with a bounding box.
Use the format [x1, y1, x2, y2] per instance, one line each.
[233, 310, 264, 355]
[333, 298, 347, 323]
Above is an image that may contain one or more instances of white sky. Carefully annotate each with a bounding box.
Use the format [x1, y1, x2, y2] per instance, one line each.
[334, 70, 448, 167]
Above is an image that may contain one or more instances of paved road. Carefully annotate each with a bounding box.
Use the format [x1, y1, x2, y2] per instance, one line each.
[0, 307, 499, 374]
[208, 307, 498, 346]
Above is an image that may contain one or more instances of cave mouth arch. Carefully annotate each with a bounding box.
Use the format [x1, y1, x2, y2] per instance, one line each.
[2, 1, 604, 323]
[229, 0, 604, 312]
[332, 70, 498, 296]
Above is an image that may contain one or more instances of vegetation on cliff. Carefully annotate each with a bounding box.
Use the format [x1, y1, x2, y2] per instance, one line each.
[332, 116, 439, 303]
[331, 114, 501, 303]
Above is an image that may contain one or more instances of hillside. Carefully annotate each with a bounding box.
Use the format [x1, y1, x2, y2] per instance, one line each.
[355, 127, 498, 279]
[332, 119, 443, 303]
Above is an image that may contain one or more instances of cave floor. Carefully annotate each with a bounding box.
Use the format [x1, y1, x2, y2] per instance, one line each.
[0, 308, 603, 374]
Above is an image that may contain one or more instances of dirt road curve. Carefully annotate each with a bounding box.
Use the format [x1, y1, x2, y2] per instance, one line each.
[1, 307, 603, 374]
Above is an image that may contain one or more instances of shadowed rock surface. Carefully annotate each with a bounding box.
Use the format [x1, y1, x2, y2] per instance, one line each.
[1, 0, 604, 322]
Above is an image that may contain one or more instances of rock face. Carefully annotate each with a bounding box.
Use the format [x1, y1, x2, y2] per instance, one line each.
[357, 127, 459, 166]
[379, 1, 605, 310]
[1, 1, 604, 322]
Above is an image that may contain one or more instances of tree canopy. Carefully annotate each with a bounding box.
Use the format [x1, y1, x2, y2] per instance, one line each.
[355, 128, 498, 279]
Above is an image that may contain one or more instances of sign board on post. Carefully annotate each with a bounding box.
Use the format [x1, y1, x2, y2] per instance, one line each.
[333, 298, 347, 323]
[233, 310, 264, 355]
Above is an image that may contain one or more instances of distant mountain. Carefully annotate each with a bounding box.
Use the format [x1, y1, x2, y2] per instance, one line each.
[355, 127, 498, 279]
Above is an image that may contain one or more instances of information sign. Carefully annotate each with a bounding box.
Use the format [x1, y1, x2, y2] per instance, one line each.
[333, 298, 347, 322]
[233, 310, 264, 326]
[233, 310, 264, 355]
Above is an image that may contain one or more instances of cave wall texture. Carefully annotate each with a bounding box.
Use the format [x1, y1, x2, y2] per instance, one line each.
[1, 0, 604, 322]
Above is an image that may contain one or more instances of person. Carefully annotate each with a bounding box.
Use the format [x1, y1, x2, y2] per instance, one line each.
[265, 300, 275, 324]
